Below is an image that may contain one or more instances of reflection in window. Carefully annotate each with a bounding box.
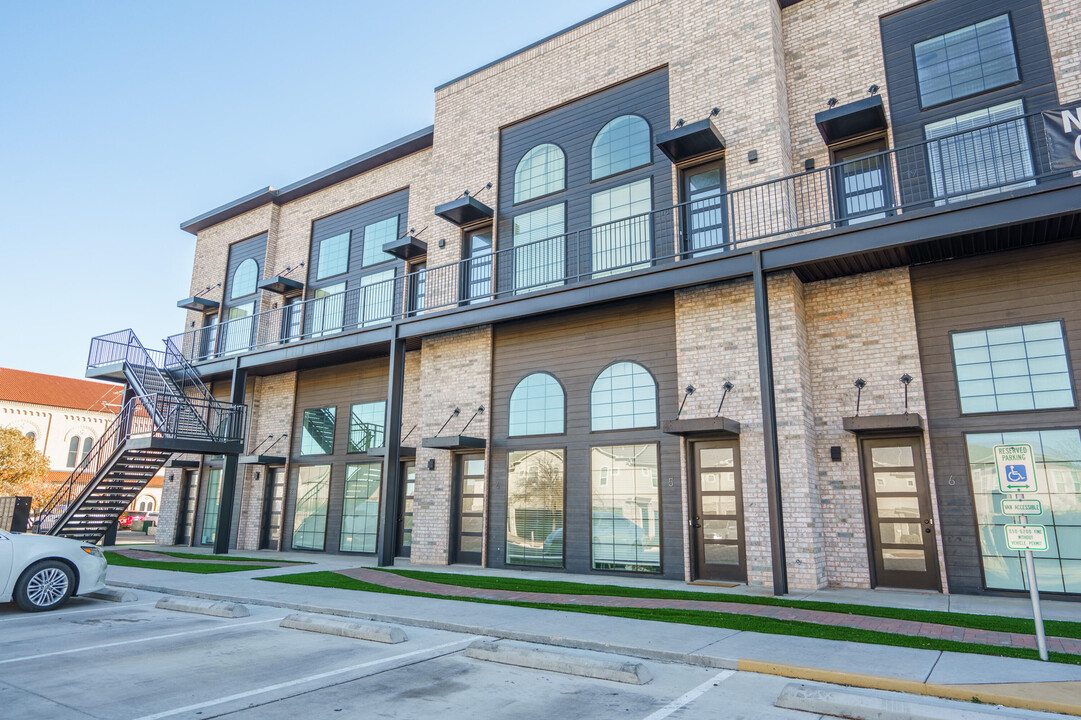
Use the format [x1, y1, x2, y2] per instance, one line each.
[591, 362, 657, 431]
[340, 463, 381, 553]
[507, 449, 564, 567]
[591, 444, 660, 572]
[509, 373, 564, 436]
[231, 258, 259, 299]
[310, 283, 346, 337]
[966, 429, 1081, 593]
[359, 269, 395, 326]
[592, 115, 651, 180]
[317, 232, 350, 280]
[952, 321, 1073, 413]
[590, 179, 652, 277]
[292, 465, 330, 550]
[514, 144, 565, 203]
[349, 401, 386, 453]
[684, 163, 726, 253]
[464, 228, 493, 303]
[512, 204, 564, 293]
[81, 437, 93, 463]
[914, 14, 1018, 108]
[362, 216, 398, 267]
[301, 407, 336, 455]
[67, 436, 81, 467]
[200, 468, 223, 545]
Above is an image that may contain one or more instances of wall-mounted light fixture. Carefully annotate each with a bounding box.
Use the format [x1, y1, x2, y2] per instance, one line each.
[830, 446, 842, 462]
[804, 158, 815, 171]
[427, 458, 436, 471]
[868, 84, 880, 95]
[747, 150, 758, 164]
[826, 97, 838, 108]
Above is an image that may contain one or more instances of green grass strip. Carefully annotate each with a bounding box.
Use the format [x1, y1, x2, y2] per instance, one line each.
[105, 551, 276, 574]
[257, 571, 1080, 666]
[376, 568, 1081, 640]
[151, 551, 310, 564]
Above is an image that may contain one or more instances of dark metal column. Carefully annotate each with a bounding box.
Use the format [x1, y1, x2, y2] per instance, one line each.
[213, 360, 247, 555]
[377, 327, 407, 566]
[753, 250, 788, 596]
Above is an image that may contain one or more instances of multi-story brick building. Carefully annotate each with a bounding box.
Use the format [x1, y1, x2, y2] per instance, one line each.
[86, 0, 1081, 597]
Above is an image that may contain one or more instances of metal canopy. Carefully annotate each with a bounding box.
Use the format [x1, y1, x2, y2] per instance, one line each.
[421, 435, 487, 450]
[434, 195, 494, 227]
[367, 445, 417, 458]
[257, 276, 304, 294]
[177, 297, 219, 312]
[814, 95, 888, 146]
[382, 235, 428, 260]
[842, 413, 925, 434]
[655, 117, 726, 163]
[662, 416, 741, 436]
[238, 454, 287, 465]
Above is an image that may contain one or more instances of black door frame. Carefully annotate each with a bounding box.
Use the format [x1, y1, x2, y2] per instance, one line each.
[175, 469, 198, 547]
[260, 466, 286, 550]
[396, 460, 415, 558]
[687, 438, 747, 582]
[451, 452, 485, 565]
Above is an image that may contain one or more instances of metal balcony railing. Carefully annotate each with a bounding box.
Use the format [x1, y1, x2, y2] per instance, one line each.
[168, 110, 1071, 363]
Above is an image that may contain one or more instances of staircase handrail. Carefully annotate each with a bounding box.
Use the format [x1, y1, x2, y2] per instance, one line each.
[161, 335, 218, 406]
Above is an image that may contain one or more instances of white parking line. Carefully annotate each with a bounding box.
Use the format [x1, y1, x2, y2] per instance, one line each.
[0, 602, 158, 623]
[640, 669, 735, 720]
[129, 636, 479, 720]
[0, 617, 281, 665]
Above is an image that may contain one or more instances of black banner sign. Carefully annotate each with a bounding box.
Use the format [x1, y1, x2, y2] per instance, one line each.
[1043, 105, 1081, 172]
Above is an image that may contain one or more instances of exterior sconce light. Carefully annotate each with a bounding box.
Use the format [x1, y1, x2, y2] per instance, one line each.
[427, 459, 435, 471]
[827, 97, 838, 108]
[868, 84, 880, 95]
[747, 150, 758, 164]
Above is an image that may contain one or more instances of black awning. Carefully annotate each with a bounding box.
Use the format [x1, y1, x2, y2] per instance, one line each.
[238, 454, 287, 465]
[814, 95, 888, 146]
[177, 297, 219, 312]
[366, 445, 417, 458]
[662, 416, 741, 437]
[165, 459, 201, 469]
[842, 413, 924, 435]
[382, 235, 428, 260]
[434, 195, 494, 227]
[655, 117, 726, 163]
[257, 276, 304, 294]
[421, 435, 487, 450]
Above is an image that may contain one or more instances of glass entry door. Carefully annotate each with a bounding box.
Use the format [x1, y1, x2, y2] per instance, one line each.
[397, 461, 416, 557]
[455, 454, 485, 564]
[681, 160, 727, 254]
[691, 441, 746, 582]
[199, 468, 223, 546]
[260, 467, 285, 550]
[176, 470, 198, 546]
[859, 436, 940, 590]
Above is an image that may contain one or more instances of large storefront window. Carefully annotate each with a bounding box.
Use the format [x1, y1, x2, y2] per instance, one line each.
[967, 429, 1081, 593]
[340, 463, 381, 553]
[506, 449, 564, 567]
[292, 465, 331, 550]
[590, 444, 660, 572]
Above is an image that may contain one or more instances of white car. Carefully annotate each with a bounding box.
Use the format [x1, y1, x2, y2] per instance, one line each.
[0, 529, 108, 612]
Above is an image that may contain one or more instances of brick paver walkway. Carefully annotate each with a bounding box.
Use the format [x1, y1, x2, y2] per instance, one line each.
[339, 568, 1081, 655]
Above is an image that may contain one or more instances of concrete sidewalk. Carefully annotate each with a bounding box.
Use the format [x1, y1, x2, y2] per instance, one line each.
[101, 551, 1081, 717]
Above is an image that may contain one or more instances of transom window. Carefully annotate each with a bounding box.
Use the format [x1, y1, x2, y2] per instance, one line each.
[952, 321, 1073, 414]
[231, 258, 259, 299]
[914, 14, 1019, 109]
[349, 401, 386, 453]
[317, 232, 350, 280]
[509, 373, 564, 436]
[514, 143, 565, 203]
[592, 115, 651, 181]
[301, 407, 336, 455]
[362, 216, 398, 267]
[591, 361, 657, 431]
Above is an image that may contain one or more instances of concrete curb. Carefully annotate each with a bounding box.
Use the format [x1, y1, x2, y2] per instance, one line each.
[464, 640, 652, 685]
[280, 613, 407, 643]
[115, 581, 1081, 717]
[86, 587, 138, 603]
[155, 596, 250, 618]
[776, 682, 1042, 720]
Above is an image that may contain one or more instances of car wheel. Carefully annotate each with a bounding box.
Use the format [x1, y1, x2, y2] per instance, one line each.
[14, 560, 75, 612]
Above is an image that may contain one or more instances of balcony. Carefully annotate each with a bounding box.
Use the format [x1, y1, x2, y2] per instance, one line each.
[169, 111, 1080, 370]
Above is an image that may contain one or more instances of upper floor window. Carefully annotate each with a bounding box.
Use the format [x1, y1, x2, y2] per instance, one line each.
[231, 258, 259, 299]
[301, 407, 336, 455]
[509, 373, 565, 436]
[591, 361, 657, 431]
[82, 436, 93, 462]
[317, 232, 350, 280]
[514, 144, 565, 203]
[349, 401, 386, 453]
[952, 320, 1074, 414]
[362, 216, 398, 267]
[67, 436, 81, 467]
[914, 14, 1019, 109]
[592, 115, 651, 181]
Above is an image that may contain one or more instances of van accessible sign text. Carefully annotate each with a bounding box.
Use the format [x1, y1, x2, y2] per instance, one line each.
[1043, 104, 1081, 171]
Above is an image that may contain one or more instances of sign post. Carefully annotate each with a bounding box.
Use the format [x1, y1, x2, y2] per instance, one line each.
[994, 443, 1047, 661]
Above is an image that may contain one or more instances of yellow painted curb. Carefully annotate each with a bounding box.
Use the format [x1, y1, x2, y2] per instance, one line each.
[737, 659, 1081, 717]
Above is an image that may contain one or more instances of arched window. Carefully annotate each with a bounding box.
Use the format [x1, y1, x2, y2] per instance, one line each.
[591, 115, 651, 180]
[514, 144, 565, 203]
[591, 362, 657, 431]
[81, 436, 94, 462]
[509, 373, 565, 436]
[67, 436, 81, 467]
[231, 258, 259, 299]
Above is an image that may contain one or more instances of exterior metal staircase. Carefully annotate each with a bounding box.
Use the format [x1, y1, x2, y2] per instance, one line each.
[33, 330, 246, 543]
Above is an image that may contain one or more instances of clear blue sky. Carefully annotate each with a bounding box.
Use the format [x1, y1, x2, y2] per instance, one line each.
[0, 0, 616, 379]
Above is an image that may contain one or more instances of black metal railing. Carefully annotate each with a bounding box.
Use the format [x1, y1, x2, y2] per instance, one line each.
[167, 110, 1071, 362]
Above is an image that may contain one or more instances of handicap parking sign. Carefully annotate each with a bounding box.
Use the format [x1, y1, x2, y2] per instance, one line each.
[994, 444, 1038, 493]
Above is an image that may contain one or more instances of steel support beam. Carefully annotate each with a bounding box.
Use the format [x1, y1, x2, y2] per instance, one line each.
[376, 328, 407, 566]
[213, 361, 247, 555]
[753, 251, 787, 596]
